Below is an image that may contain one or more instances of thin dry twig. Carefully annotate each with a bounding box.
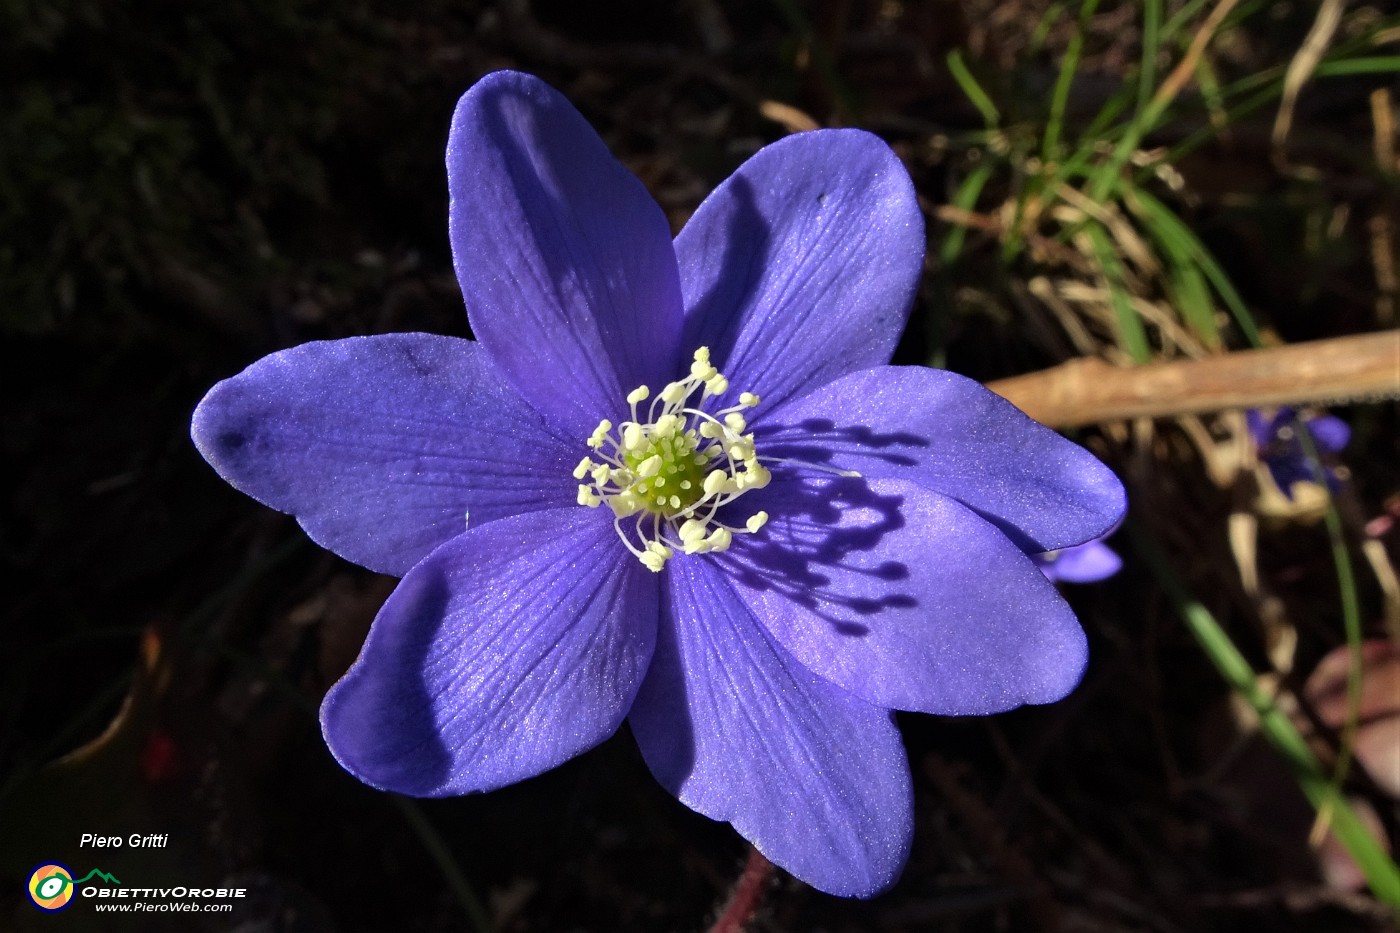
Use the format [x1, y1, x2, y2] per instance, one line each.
[1271, 0, 1345, 170]
[1370, 88, 1398, 325]
[1152, 0, 1243, 113]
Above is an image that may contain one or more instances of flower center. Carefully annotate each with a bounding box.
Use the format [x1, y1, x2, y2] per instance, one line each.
[574, 347, 772, 572]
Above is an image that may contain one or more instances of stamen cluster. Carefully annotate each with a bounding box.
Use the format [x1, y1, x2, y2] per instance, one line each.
[574, 348, 771, 571]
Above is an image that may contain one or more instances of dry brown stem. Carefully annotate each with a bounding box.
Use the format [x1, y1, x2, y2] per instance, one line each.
[986, 332, 1400, 428]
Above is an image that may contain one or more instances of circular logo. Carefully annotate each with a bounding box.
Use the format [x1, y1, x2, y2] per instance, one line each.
[26, 862, 75, 912]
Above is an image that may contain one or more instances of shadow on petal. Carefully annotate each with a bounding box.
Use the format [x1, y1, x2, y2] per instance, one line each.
[718, 475, 914, 638]
[716, 474, 1087, 715]
[756, 417, 930, 469]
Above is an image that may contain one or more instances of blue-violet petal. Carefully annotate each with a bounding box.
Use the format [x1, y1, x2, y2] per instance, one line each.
[722, 476, 1088, 715]
[675, 129, 923, 412]
[192, 334, 575, 577]
[448, 70, 685, 437]
[1036, 539, 1122, 583]
[630, 556, 912, 898]
[760, 365, 1126, 552]
[320, 506, 658, 795]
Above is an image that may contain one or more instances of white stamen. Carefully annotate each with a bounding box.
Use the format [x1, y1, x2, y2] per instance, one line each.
[573, 347, 820, 571]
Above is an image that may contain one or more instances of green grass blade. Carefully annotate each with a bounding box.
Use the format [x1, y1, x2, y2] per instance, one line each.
[1313, 56, 1400, 77]
[1194, 55, 1228, 133]
[1168, 27, 1400, 162]
[1167, 250, 1220, 348]
[1125, 192, 1219, 347]
[1294, 424, 1366, 798]
[1132, 526, 1400, 907]
[1138, 0, 1163, 116]
[1160, 0, 1218, 41]
[940, 161, 995, 265]
[1130, 188, 1263, 347]
[947, 49, 1000, 128]
[1042, 0, 1101, 162]
[1084, 222, 1152, 362]
[1030, 2, 1067, 54]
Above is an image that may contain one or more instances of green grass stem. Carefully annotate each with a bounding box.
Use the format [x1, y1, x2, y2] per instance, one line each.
[1042, 0, 1101, 163]
[1128, 188, 1263, 346]
[1131, 526, 1400, 907]
[1084, 222, 1152, 362]
[947, 49, 1000, 128]
[940, 161, 995, 266]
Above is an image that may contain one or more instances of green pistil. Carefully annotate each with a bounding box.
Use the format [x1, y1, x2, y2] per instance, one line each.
[574, 346, 775, 572]
[622, 432, 709, 515]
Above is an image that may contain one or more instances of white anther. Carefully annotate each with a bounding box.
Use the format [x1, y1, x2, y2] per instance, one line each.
[588, 419, 613, 449]
[607, 491, 644, 518]
[681, 537, 710, 555]
[705, 527, 733, 552]
[573, 346, 808, 571]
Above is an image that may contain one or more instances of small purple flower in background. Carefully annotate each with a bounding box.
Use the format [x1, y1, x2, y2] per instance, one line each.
[1034, 535, 1121, 584]
[191, 71, 1125, 897]
[1248, 407, 1350, 498]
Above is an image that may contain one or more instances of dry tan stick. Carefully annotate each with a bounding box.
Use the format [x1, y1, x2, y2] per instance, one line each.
[1371, 87, 1397, 175]
[1371, 88, 1398, 325]
[758, 99, 821, 133]
[1151, 0, 1241, 113]
[1271, 0, 1345, 168]
[986, 332, 1400, 428]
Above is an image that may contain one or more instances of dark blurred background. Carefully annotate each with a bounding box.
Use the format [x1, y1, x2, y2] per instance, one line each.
[3, 1, 1397, 930]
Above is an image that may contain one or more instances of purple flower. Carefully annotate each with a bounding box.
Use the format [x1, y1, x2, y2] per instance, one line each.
[191, 71, 1125, 897]
[1034, 536, 1122, 583]
[1247, 407, 1350, 498]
